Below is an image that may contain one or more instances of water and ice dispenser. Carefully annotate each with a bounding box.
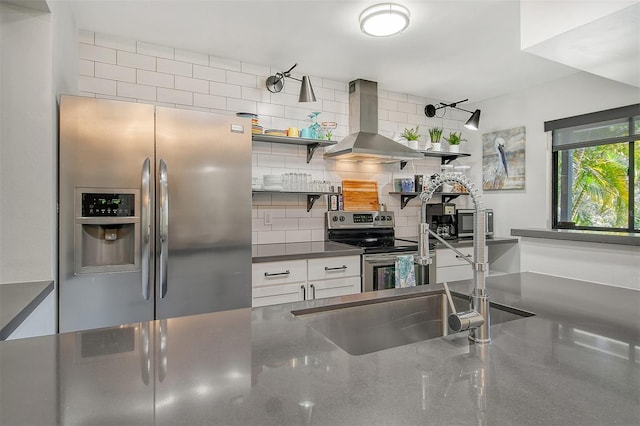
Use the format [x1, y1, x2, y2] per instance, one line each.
[75, 189, 140, 274]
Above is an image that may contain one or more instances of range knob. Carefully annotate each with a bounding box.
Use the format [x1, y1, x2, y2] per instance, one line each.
[339, 216, 346, 221]
[380, 216, 386, 221]
[374, 216, 380, 221]
[386, 215, 392, 221]
[332, 216, 338, 222]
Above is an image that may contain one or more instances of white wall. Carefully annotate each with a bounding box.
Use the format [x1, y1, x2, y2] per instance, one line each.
[0, 3, 55, 283]
[464, 71, 640, 238]
[519, 238, 640, 290]
[465, 71, 640, 287]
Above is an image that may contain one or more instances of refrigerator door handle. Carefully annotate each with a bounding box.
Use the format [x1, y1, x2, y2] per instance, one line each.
[141, 158, 152, 301]
[159, 159, 169, 299]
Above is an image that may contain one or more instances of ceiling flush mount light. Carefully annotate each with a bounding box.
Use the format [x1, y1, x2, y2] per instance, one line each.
[425, 99, 482, 131]
[266, 63, 316, 102]
[360, 3, 410, 37]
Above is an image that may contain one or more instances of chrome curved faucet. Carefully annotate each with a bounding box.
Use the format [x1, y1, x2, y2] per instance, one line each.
[416, 172, 490, 344]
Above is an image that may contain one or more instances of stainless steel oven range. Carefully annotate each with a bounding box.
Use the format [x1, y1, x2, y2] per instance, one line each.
[326, 211, 435, 292]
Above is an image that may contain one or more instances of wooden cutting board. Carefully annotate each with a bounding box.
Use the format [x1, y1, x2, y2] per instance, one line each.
[341, 180, 379, 211]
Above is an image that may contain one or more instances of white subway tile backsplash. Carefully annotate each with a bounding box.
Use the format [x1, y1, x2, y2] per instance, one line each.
[379, 97, 398, 112]
[388, 111, 408, 123]
[226, 71, 257, 88]
[157, 58, 192, 77]
[408, 94, 427, 105]
[209, 56, 242, 71]
[285, 230, 312, 243]
[398, 102, 416, 114]
[79, 43, 116, 64]
[79, 59, 94, 77]
[95, 33, 136, 52]
[79, 76, 116, 96]
[158, 88, 193, 105]
[210, 82, 241, 98]
[175, 76, 209, 94]
[117, 51, 156, 71]
[79, 29, 94, 44]
[241, 62, 270, 77]
[175, 49, 209, 66]
[322, 100, 347, 115]
[256, 231, 286, 244]
[388, 91, 408, 102]
[117, 82, 156, 101]
[137, 69, 174, 88]
[311, 230, 325, 241]
[257, 154, 286, 169]
[193, 93, 226, 110]
[95, 62, 136, 83]
[256, 102, 285, 117]
[298, 217, 323, 229]
[137, 41, 174, 59]
[242, 86, 270, 103]
[193, 65, 226, 83]
[227, 98, 256, 114]
[271, 217, 299, 231]
[322, 78, 348, 91]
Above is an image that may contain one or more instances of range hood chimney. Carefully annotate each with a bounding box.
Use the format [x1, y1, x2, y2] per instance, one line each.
[323, 79, 424, 162]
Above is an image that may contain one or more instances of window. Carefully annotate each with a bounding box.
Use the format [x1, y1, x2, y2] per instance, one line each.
[546, 104, 639, 233]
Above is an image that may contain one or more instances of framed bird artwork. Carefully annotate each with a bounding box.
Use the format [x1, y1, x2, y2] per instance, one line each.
[482, 126, 526, 190]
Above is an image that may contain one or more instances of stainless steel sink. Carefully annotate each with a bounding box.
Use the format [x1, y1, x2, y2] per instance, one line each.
[292, 292, 534, 355]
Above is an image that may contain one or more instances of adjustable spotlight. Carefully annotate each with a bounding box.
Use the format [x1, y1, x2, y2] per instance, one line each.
[266, 63, 317, 102]
[424, 99, 481, 130]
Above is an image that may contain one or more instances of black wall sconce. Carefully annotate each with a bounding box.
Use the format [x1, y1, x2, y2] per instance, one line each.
[266, 63, 317, 103]
[424, 99, 481, 130]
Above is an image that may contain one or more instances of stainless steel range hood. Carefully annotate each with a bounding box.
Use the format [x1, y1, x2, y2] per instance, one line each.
[324, 79, 424, 163]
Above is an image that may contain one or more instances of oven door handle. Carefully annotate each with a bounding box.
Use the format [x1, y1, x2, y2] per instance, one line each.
[364, 258, 399, 265]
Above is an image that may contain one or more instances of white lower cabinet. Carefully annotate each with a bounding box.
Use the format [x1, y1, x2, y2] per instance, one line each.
[252, 255, 361, 307]
[435, 246, 488, 283]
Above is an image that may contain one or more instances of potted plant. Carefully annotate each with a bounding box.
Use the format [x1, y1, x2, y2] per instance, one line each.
[444, 131, 466, 153]
[429, 127, 443, 151]
[400, 125, 420, 149]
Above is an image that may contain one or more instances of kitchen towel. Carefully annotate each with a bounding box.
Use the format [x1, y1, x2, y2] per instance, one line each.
[395, 255, 416, 288]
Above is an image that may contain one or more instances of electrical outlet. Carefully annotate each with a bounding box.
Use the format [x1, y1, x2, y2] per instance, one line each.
[264, 212, 273, 225]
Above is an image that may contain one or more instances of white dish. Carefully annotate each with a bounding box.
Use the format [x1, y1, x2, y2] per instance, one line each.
[262, 185, 283, 191]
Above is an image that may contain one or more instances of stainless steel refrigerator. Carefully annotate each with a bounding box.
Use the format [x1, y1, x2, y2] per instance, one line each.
[58, 95, 252, 333]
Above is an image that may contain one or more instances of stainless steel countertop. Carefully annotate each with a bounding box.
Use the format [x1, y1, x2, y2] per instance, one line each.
[252, 241, 363, 263]
[512, 227, 640, 246]
[1, 272, 639, 425]
[0, 281, 54, 340]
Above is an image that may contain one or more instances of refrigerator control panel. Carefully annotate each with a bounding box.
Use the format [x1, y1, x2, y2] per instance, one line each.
[82, 193, 135, 217]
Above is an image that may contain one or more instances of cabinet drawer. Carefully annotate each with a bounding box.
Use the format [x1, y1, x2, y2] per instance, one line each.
[307, 256, 361, 281]
[252, 260, 307, 287]
[436, 247, 487, 268]
[252, 282, 305, 307]
[310, 276, 361, 299]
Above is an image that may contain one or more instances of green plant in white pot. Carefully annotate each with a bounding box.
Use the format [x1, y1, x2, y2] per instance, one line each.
[429, 127, 443, 151]
[401, 126, 420, 149]
[444, 131, 466, 153]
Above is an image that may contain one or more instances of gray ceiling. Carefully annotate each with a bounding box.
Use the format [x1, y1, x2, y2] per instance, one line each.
[38, 1, 640, 102]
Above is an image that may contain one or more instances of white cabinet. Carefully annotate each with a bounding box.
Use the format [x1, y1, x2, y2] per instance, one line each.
[435, 246, 488, 283]
[307, 256, 361, 299]
[252, 256, 361, 307]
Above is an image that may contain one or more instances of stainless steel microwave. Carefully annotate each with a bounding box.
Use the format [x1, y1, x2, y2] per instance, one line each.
[456, 209, 493, 238]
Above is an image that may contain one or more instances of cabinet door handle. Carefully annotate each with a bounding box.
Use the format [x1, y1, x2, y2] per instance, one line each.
[310, 283, 316, 299]
[301, 285, 306, 300]
[325, 265, 347, 271]
[264, 270, 290, 277]
[456, 254, 472, 259]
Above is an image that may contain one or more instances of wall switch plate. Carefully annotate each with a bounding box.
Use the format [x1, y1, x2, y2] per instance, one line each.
[264, 212, 272, 225]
